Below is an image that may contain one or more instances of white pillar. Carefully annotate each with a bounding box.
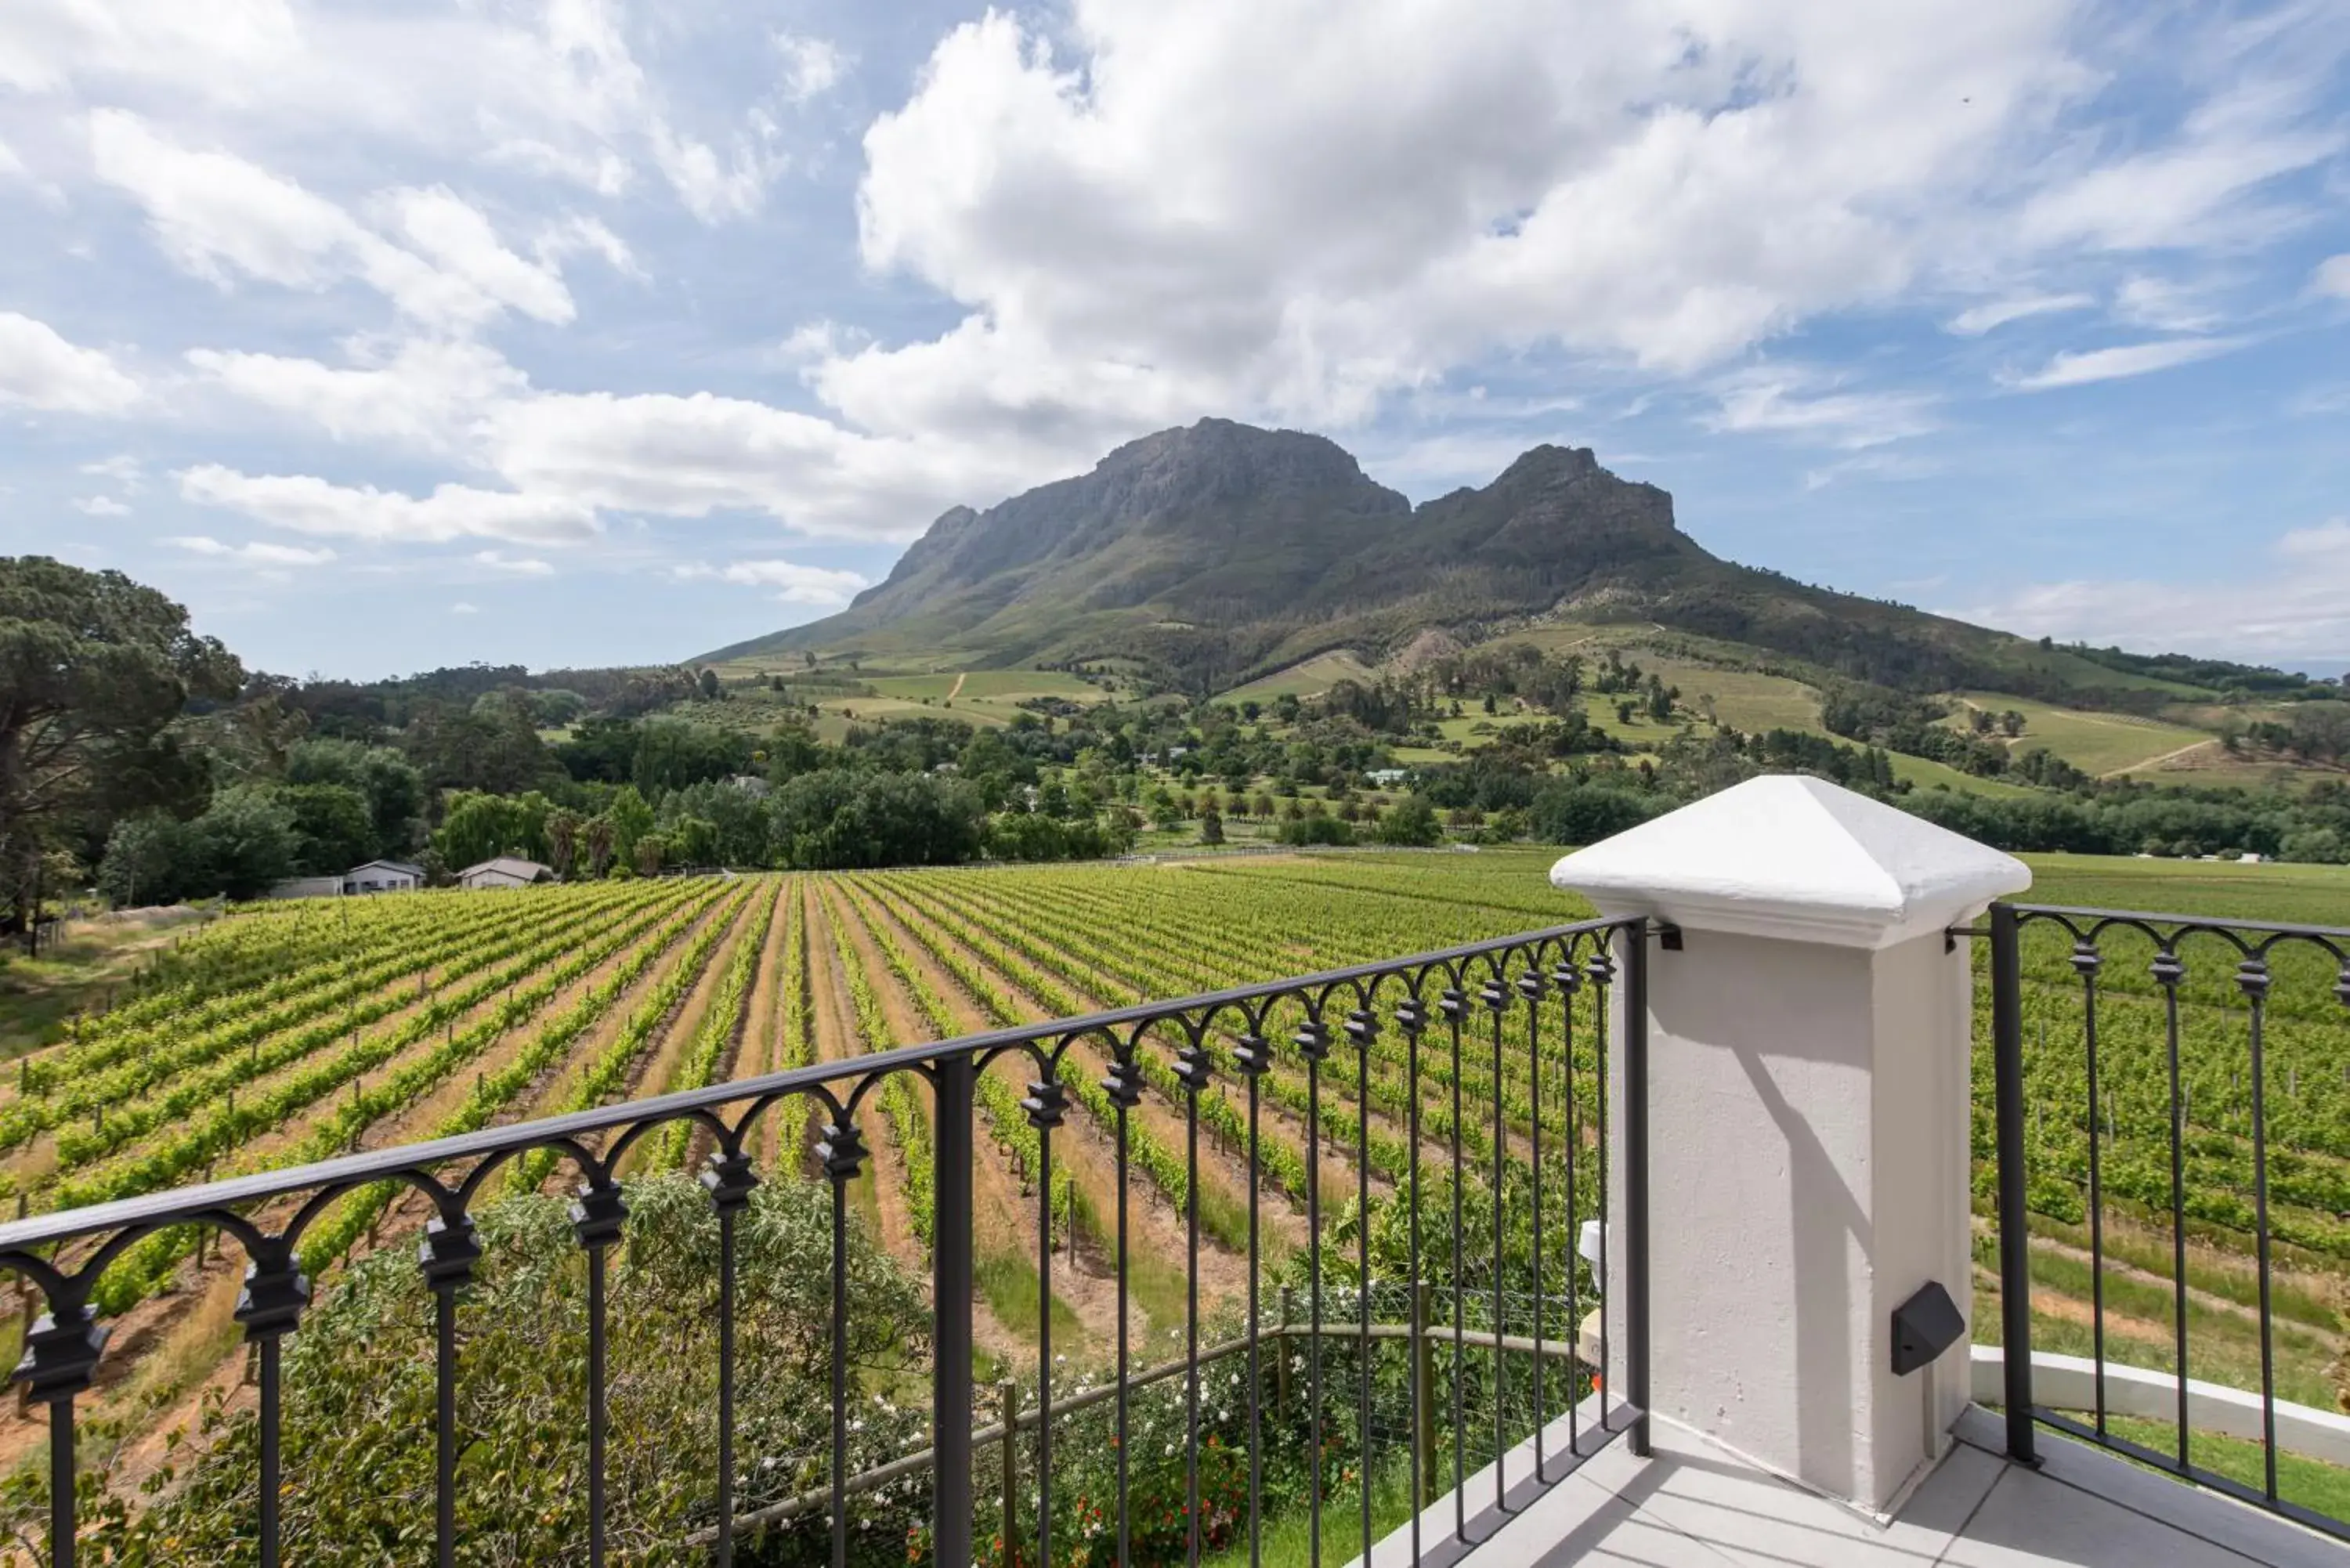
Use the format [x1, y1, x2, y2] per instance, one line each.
[1552, 775, 2030, 1515]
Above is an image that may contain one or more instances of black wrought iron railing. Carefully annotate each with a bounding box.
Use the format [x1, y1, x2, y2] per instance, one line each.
[1978, 901, 2350, 1544]
[0, 915, 1650, 1567]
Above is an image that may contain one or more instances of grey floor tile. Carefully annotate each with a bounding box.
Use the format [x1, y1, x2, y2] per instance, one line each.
[1629, 1437, 2004, 1568]
[1943, 1465, 2270, 1568]
[1479, 1474, 1745, 1568]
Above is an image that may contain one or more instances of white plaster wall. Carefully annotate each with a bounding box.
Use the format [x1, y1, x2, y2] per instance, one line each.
[1862, 928, 1978, 1505]
[1607, 923, 1879, 1499]
[1603, 923, 1977, 1512]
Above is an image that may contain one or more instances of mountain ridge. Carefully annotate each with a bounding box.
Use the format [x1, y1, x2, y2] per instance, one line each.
[700, 420, 2189, 706]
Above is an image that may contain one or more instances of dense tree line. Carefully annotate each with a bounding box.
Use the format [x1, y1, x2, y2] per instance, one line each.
[19, 552, 2350, 931]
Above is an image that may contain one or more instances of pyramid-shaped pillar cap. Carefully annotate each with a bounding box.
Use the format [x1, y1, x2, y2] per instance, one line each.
[1549, 774, 2031, 950]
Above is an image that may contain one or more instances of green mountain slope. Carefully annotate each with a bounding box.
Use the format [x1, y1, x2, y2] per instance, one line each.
[702, 420, 2339, 786]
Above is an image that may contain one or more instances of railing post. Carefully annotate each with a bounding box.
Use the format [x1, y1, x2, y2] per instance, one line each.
[1412, 1280, 1437, 1505]
[1553, 775, 2029, 1512]
[1989, 901, 2037, 1465]
[999, 1378, 1020, 1568]
[932, 1053, 975, 1568]
[1623, 920, 1651, 1458]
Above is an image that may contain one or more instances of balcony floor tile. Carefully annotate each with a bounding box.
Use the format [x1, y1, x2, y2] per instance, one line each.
[1419, 1404, 2347, 1568]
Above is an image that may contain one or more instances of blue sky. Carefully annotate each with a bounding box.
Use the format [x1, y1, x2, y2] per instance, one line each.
[5, 0, 2348, 680]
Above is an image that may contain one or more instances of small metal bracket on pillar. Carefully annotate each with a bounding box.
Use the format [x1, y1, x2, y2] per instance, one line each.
[1651, 920, 1683, 952]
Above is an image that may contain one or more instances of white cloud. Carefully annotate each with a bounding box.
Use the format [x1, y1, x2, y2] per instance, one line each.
[2014, 79, 2344, 254]
[179, 335, 1047, 542]
[189, 337, 525, 453]
[0, 0, 302, 96]
[179, 464, 598, 544]
[78, 453, 143, 490]
[649, 120, 779, 225]
[89, 112, 573, 331]
[1801, 451, 1943, 491]
[2001, 336, 2250, 391]
[833, 0, 2095, 442]
[676, 557, 870, 605]
[536, 214, 643, 281]
[0, 312, 140, 414]
[1704, 366, 1938, 450]
[377, 186, 574, 324]
[1943, 293, 2095, 336]
[483, 387, 1047, 539]
[472, 549, 553, 576]
[1947, 517, 2350, 660]
[72, 495, 130, 516]
[2113, 275, 2225, 334]
[449, 601, 479, 615]
[89, 109, 364, 289]
[11, 0, 782, 223]
[165, 534, 336, 565]
[2316, 255, 2350, 301]
[776, 34, 846, 103]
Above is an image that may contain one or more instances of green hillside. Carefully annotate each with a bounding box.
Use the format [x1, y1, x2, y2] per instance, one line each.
[692, 418, 2347, 800]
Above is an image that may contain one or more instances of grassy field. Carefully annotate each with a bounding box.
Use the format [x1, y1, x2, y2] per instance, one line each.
[0, 908, 215, 1060]
[1948, 692, 2212, 777]
[1223, 650, 1380, 704]
[1658, 663, 1825, 734]
[1893, 753, 2044, 797]
[2019, 851, 2350, 921]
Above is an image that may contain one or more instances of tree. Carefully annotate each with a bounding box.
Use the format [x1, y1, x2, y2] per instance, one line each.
[287, 739, 425, 857]
[0, 558, 240, 943]
[606, 786, 656, 868]
[631, 717, 750, 794]
[632, 833, 668, 875]
[668, 816, 718, 867]
[584, 815, 616, 877]
[1528, 782, 1656, 845]
[190, 786, 299, 899]
[433, 790, 552, 869]
[769, 771, 985, 869]
[276, 782, 376, 875]
[546, 807, 582, 879]
[1374, 795, 1441, 847]
[697, 668, 722, 700]
[1198, 804, 1225, 845]
[406, 696, 559, 796]
[96, 813, 192, 908]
